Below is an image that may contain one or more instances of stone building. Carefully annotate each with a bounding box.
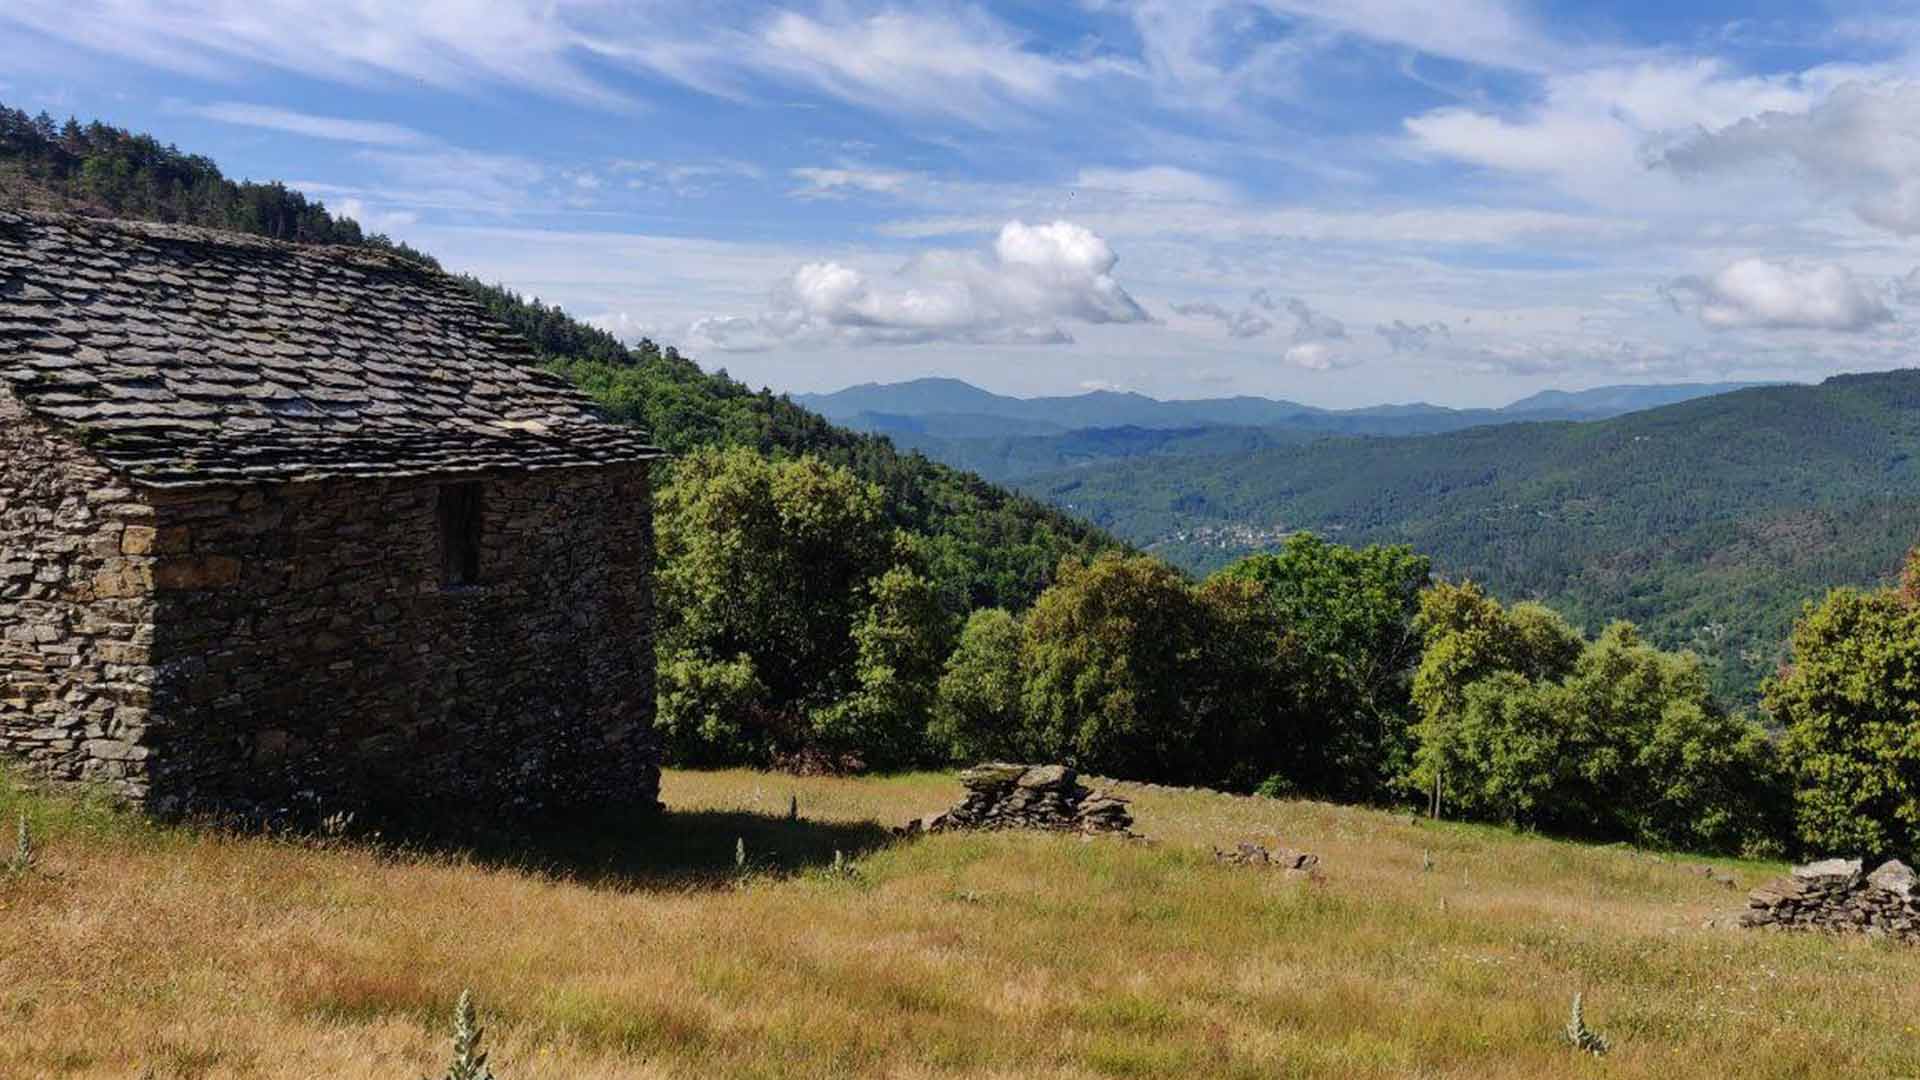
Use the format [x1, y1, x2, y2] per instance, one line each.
[0, 209, 664, 819]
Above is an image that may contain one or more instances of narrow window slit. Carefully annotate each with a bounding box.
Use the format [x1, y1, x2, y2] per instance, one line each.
[438, 482, 483, 587]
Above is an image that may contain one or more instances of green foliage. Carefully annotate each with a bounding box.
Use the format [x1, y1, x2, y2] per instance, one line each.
[1018, 374, 1920, 702]
[1183, 573, 1304, 790]
[656, 447, 897, 764]
[545, 354, 1117, 617]
[1410, 582, 1585, 807]
[1412, 586, 1786, 854]
[1214, 535, 1431, 798]
[1019, 553, 1216, 780]
[1635, 685, 1789, 858]
[656, 653, 767, 766]
[0, 106, 437, 265]
[812, 566, 953, 770]
[1769, 565, 1920, 858]
[930, 609, 1028, 763]
[1003, 553, 1314, 787]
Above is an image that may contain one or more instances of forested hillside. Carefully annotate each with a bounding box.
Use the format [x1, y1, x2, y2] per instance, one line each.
[805, 376, 1775, 484]
[0, 102, 1117, 615]
[1021, 375, 1920, 700]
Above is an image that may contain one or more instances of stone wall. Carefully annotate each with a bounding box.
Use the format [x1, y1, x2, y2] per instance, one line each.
[898, 764, 1135, 836]
[1741, 858, 1920, 941]
[136, 461, 659, 819]
[0, 389, 158, 800]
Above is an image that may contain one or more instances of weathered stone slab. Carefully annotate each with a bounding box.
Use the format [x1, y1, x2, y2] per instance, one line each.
[1868, 859, 1916, 896]
[959, 762, 1029, 790]
[906, 764, 1136, 837]
[1793, 857, 1863, 881]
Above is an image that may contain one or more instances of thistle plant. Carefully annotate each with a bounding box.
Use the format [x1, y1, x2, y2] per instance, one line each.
[319, 810, 354, 840]
[423, 989, 497, 1080]
[9, 811, 32, 873]
[1565, 992, 1610, 1056]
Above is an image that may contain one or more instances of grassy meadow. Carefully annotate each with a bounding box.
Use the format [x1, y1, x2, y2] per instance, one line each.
[1, 768, 1916, 1079]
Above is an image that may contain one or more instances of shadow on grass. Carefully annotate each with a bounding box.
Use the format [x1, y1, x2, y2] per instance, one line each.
[390, 806, 898, 892]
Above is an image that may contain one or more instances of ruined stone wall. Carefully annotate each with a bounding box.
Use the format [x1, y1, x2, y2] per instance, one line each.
[898, 764, 1135, 836]
[140, 461, 658, 820]
[0, 389, 158, 800]
[1742, 858, 1920, 941]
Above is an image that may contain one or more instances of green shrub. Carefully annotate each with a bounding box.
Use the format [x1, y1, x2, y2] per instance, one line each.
[1213, 536, 1430, 798]
[1411, 586, 1788, 854]
[930, 608, 1029, 763]
[1769, 557, 1920, 859]
[657, 654, 768, 765]
[811, 566, 952, 770]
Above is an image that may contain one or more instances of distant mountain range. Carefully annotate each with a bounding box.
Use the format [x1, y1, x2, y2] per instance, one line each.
[799, 377, 1772, 433]
[1007, 370, 1920, 703]
[794, 377, 1780, 482]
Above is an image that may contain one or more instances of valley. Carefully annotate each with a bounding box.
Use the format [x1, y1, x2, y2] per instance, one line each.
[822, 375, 1920, 703]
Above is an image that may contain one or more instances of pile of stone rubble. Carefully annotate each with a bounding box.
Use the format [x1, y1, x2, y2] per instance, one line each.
[897, 763, 1135, 837]
[1741, 857, 1919, 941]
[1213, 841, 1320, 874]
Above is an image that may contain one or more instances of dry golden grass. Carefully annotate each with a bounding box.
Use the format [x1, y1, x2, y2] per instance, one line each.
[2, 768, 1918, 1079]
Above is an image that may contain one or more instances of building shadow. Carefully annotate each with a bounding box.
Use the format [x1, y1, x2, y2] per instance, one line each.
[386, 805, 898, 891]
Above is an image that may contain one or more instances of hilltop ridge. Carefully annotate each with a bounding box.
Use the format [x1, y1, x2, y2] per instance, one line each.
[1016, 370, 1920, 700]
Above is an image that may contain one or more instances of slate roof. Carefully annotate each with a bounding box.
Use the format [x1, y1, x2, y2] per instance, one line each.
[0, 209, 662, 487]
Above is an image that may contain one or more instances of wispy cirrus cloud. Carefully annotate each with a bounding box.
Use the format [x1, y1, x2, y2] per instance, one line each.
[1074, 165, 1236, 204]
[6, 2, 1132, 126]
[743, 8, 1134, 125]
[789, 166, 918, 200]
[4, 1, 627, 105]
[181, 101, 427, 145]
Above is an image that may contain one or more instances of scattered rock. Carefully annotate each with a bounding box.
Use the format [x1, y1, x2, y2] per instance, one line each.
[1685, 863, 1739, 888]
[1213, 841, 1320, 876]
[1741, 858, 1919, 941]
[896, 763, 1137, 838]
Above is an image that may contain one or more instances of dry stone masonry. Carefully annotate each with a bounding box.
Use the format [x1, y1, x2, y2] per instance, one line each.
[898, 763, 1136, 837]
[1741, 858, 1920, 941]
[0, 391, 156, 799]
[1213, 841, 1321, 874]
[0, 210, 665, 820]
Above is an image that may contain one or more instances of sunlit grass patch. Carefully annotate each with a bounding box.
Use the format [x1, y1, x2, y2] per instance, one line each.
[1, 766, 1915, 1078]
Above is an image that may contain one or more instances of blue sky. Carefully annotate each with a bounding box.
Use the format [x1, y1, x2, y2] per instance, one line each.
[5, 1, 1920, 406]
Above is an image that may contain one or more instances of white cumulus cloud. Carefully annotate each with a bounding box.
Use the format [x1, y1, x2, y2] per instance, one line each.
[1658, 80, 1920, 236]
[1663, 258, 1892, 332]
[687, 220, 1150, 351]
